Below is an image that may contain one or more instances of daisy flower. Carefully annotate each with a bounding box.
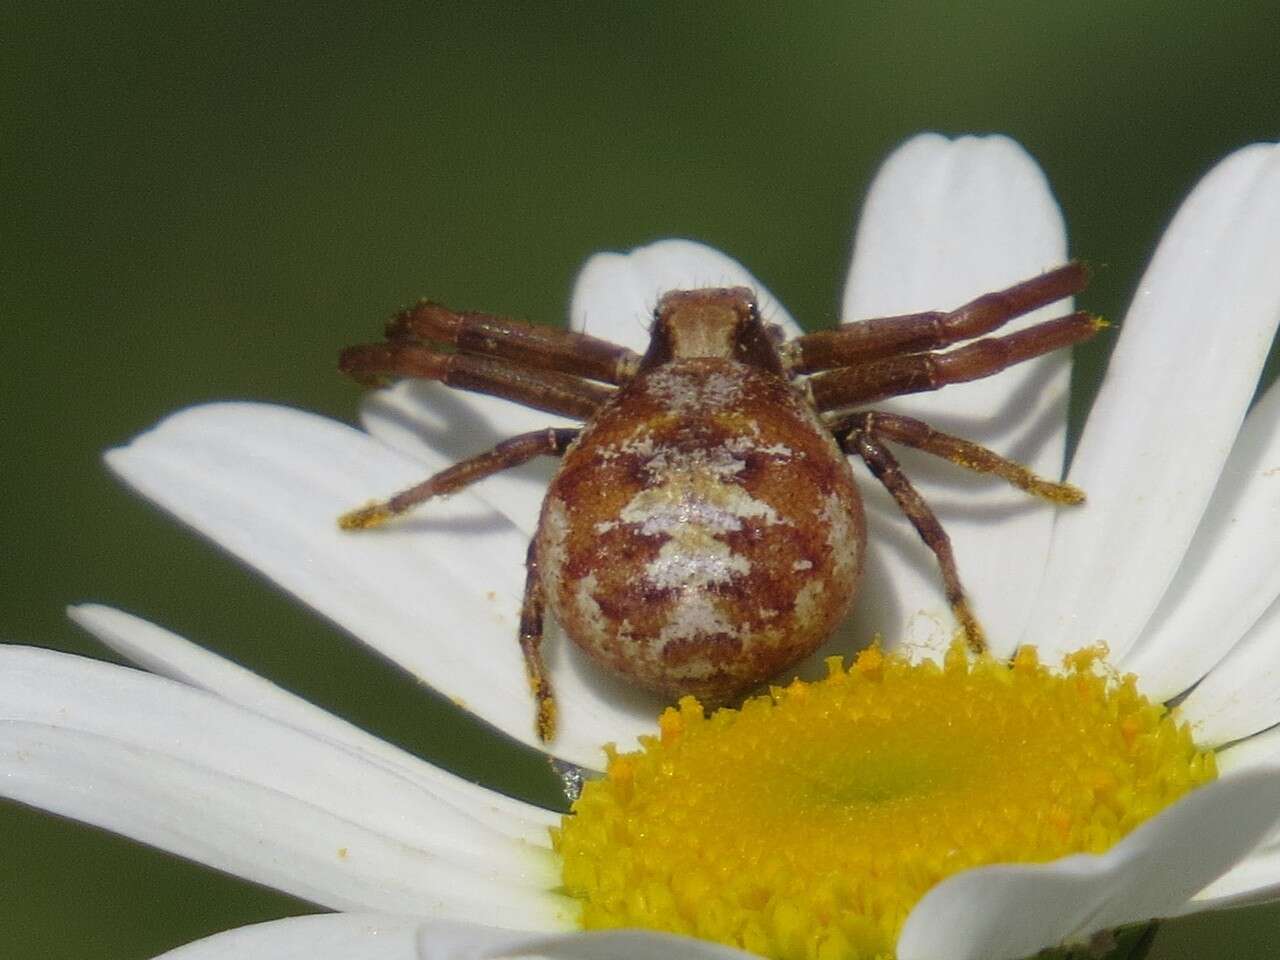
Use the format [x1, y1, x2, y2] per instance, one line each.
[5, 132, 1280, 960]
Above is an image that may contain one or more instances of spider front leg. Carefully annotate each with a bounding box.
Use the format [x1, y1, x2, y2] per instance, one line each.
[386, 300, 641, 385]
[339, 342, 613, 419]
[787, 262, 1089, 373]
[839, 424, 986, 653]
[807, 310, 1103, 411]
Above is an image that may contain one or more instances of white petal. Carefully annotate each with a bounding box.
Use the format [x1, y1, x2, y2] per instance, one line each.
[1183, 851, 1280, 915]
[1031, 142, 1280, 664]
[0, 645, 573, 926]
[1120, 378, 1280, 712]
[1176, 597, 1280, 746]
[569, 238, 801, 351]
[417, 921, 756, 959]
[897, 767, 1280, 960]
[70, 604, 558, 845]
[1159, 730, 1280, 911]
[361, 381, 572, 537]
[839, 133, 1071, 658]
[1122, 378, 1280, 700]
[153, 914, 425, 960]
[106, 402, 665, 769]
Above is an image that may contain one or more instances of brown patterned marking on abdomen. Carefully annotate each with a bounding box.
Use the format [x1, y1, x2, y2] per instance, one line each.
[536, 358, 865, 703]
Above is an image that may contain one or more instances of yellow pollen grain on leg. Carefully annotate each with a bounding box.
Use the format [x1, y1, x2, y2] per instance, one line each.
[554, 642, 1215, 960]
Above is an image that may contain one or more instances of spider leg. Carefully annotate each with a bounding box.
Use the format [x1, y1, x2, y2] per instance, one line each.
[340, 427, 579, 529]
[520, 539, 557, 741]
[841, 426, 986, 653]
[787, 262, 1088, 373]
[808, 310, 1103, 413]
[387, 300, 641, 385]
[339, 421, 577, 744]
[339, 342, 614, 419]
[830, 410, 1085, 505]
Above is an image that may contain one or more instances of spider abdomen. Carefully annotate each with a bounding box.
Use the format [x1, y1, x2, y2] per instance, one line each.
[536, 357, 865, 703]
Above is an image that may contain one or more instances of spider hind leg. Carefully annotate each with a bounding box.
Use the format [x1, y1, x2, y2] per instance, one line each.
[842, 425, 986, 653]
[339, 427, 579, 529]
[833, 411, 1084, 505]
[340, 426, 579, 742]
[837, 409, 1088, 653]
[520, 539, 557, 742]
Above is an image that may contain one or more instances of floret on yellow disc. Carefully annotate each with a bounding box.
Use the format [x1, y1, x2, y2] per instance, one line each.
[554, 643, 1215, 960]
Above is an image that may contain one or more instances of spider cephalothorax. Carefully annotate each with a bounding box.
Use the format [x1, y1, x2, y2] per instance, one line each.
[340, 265, 1098, 740]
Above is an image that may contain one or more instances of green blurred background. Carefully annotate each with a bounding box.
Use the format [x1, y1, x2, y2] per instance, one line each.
[5, 2, 1280, 956]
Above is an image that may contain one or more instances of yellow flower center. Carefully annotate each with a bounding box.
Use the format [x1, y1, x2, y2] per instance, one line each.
[553, 644, 1215, 960]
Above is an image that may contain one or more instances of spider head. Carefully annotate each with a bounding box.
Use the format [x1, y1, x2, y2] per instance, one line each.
[639, 287, 786, 375]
